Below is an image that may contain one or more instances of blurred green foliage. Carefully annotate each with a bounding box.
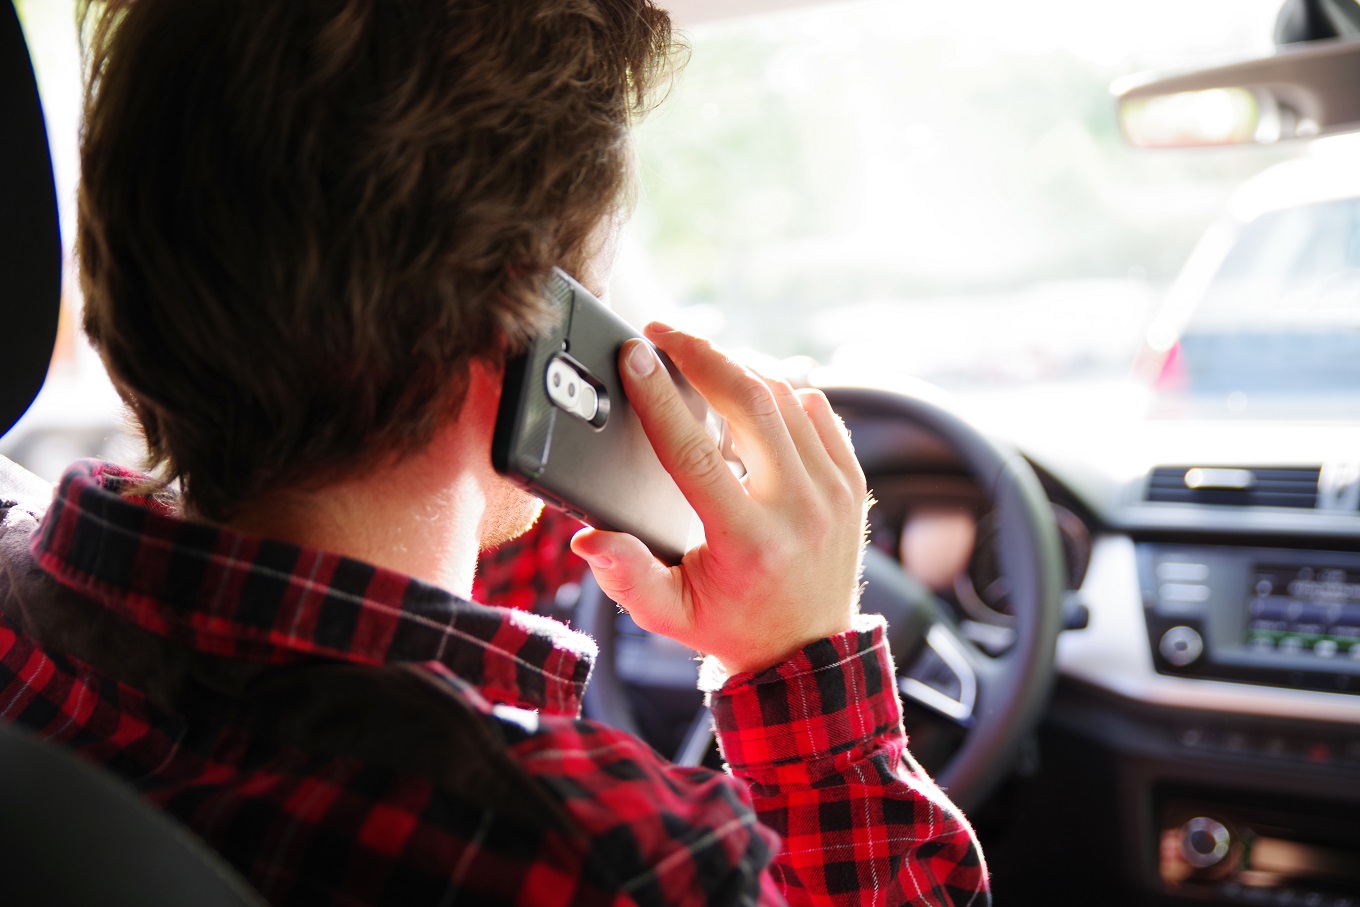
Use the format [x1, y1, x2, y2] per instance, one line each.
[631, 7, 1298, 358]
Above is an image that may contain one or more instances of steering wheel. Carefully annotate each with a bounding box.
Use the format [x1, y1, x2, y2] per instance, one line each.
[576, 384, 1066, 811]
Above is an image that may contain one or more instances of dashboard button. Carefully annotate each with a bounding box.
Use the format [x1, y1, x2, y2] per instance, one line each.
[1262, 735, 1290, 759]
[1181, 817, 1231, 869]
[1160, 625, 1204, 666]
[1179, 726, 1206, 749]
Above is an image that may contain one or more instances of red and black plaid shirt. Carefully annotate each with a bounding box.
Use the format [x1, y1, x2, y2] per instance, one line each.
[473, 507, 589, 613]
[0, 460, 988, 905]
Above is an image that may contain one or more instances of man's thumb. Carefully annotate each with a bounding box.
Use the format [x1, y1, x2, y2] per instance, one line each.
[570, 528, 684, 637]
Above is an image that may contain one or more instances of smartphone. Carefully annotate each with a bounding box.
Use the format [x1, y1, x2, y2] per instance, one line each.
[491, 268, 724, 565]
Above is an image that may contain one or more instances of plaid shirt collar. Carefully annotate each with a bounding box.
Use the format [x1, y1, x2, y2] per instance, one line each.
[30, 460, 596, 717]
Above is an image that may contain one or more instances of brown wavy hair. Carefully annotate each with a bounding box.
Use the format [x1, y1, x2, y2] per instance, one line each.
[77, 0, 680, 520]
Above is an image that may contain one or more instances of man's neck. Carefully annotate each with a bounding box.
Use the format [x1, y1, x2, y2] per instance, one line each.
[219, 360, 524, 598]
[223, 441, 488, 597]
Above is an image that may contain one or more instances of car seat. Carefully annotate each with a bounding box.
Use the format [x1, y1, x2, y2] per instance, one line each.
[0, 3, 265, 903]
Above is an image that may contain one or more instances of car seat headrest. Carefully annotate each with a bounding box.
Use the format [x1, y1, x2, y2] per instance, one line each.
[0, 1, 62, 438]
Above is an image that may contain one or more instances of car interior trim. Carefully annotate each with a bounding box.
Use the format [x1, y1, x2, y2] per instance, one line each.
[1059, 535, 1360, 724]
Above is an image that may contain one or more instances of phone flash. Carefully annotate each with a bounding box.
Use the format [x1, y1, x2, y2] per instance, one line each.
[545, 357, 601, 423]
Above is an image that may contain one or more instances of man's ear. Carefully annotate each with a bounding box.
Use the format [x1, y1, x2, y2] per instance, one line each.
[425, 356, 505, 475]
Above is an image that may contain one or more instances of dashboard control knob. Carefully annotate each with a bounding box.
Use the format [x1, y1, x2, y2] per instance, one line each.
[1160, 626, 1204, 667]
[1181, 817, 1231, 869]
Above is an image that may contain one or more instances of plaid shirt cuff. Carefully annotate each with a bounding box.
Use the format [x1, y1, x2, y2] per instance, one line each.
[706, 614, 902, 786]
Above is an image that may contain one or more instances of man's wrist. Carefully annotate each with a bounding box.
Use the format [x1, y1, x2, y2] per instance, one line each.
[704, 614, 904, 783]
[704, 614, 856, 678]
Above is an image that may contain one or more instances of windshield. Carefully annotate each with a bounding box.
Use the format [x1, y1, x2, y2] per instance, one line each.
[614, 0, 1319, 419]
[3, 0, 1347, 485]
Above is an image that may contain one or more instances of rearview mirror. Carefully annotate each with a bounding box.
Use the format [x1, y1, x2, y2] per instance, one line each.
[1114, 36, 1360, 148]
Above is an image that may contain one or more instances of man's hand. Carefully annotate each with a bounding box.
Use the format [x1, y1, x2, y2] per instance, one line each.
[571, 323, 870, 676]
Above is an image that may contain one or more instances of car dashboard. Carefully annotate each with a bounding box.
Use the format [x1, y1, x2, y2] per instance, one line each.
[600, 403, 1360, 906]
[982, 418, 1360, 907]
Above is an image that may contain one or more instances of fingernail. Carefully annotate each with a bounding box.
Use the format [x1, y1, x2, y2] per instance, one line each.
[646, 321, 675, 335]
[626, 340, 658, 377]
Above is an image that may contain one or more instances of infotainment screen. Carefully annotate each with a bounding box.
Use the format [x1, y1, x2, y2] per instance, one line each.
[1246, 564, 1360, 659]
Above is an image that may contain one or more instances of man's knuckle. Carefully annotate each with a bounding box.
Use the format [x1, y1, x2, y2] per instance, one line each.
[768, 378, 798, 402]
[811, 470, 855, 512]
[824, 482, 856, 516]
[796, 513, 831, 551]
[672, 332, 714, 364]
[606, 576, 643, 608]
[736, 379, 778, 423]
[673, 434, 723, 482]
[749, 541, 786, 578]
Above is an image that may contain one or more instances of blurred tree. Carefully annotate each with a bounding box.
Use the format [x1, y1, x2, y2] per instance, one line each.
[633, 2, 1299, 363]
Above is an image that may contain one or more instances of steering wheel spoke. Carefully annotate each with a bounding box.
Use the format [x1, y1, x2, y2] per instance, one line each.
[899, 620, 986, 729]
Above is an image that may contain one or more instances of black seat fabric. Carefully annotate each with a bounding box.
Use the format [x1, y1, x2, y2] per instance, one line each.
[0, 719, 268, 907]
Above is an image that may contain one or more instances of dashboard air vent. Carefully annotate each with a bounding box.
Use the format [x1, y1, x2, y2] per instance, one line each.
[1146, 466, 1321, 508]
